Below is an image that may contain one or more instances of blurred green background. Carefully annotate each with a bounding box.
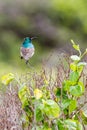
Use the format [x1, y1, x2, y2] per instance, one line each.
[0, 0, 87, 75]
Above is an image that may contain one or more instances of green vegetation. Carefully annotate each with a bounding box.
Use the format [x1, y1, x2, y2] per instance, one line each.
[1, 41, 87, 129]
[1, 0, 87, 129]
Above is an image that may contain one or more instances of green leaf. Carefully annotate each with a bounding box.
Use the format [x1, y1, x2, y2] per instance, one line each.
[69, 100, 77, 114]
[36, 104, 44, 122]
[18, 85, 30, 112]
[77, 62, 87, 66]
[70, 63, 77, 71]
[43, 99, 60, 119]
[56, 88, 61, 98]
[70, 55, 80, 61]
[69, 71, 79, 83]
[57, 119, 83, 130]
[62, 99, 77, 114]
[21, 114, 29, 128]
[69, 82, 85, 97]
[62, 99, 70, 110]
[18, 85, 30, 100]
[57, 120, 65, 130]
[71, 40, 80, 51]
[21, 97, 29, 107]
[42, 122, 52, 130]
[64, 119, 83, 130]
[1, 73, 14, 85]
[63, 80, 72, 91]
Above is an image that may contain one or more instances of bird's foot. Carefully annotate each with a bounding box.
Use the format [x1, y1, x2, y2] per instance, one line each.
[26, 60, 29, 64]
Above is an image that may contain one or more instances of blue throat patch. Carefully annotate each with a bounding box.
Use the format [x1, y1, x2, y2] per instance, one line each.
[22, 43, 34, 48]
[22, 37, 34, 48]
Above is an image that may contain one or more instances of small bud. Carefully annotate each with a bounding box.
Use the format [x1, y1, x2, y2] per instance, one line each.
[34, 89, 42, 99]
[86, 48, 87, 52]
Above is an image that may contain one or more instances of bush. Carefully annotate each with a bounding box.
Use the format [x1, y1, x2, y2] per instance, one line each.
[1, 40, 87, 130]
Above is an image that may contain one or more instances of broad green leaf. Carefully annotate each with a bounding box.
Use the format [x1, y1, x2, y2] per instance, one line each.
[57, 120, 65, 130]
[69, 100, 77, 114]
[69, 82, 85, 97]
[18, 85, 30, 111]
[63, 80, 72, 91]
[18, 85, 30, 100]
[62, 99, 77, 113]
[36, 104, 44, 122]
[70, 55, 80, 61]
[64, 119, 83, 130]
[70, 63, 77, 71]
[57, 119, 83, 130]
[1, 73, 14, 85]
[62, 99, 70, 110]
[43, 99, 60, 119]
[21, 98, 29, 109]
[69, 71, 79, 83]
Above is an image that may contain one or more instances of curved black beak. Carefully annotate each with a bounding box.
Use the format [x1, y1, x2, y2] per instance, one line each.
[31, 37, 37, 40]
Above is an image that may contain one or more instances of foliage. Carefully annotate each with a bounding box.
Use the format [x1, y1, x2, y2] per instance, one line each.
[1, 73, 14, 85]
[1, 41, 87, 129]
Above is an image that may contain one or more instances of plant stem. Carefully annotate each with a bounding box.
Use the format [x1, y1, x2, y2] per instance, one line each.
[60, 87, 63, 105]
[34, 101, 36, 130]
[80, 51, 87, 60]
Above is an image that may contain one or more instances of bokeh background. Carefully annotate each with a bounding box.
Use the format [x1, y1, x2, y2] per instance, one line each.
[0, 0, 87, 75]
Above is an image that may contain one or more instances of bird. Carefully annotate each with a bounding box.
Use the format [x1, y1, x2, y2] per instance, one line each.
[20, 37, 35, 64]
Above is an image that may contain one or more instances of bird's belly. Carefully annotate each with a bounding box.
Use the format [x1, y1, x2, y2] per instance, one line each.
[20, 47, 35, 60]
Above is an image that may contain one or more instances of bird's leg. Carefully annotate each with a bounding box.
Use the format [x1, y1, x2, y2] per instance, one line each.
[26, 61, 36, 72]
[26, 60, 29, 64]
[26, 61, 33, 68]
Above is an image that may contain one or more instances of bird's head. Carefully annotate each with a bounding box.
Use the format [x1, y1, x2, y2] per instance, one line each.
[24, 37, 31, 43]
[22, 37, 37, 48]
[24, 37, 37, 43]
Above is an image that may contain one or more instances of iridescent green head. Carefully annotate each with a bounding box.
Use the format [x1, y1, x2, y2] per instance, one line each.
[24, 37, 31, 43]
[22, 37, 37, 48]
[22, 37, 33, 48]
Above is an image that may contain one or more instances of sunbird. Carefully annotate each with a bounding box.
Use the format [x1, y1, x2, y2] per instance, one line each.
[20, 37, 36, 64]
